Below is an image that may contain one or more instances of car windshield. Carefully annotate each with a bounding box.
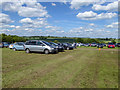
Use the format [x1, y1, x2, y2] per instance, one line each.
[63, 43, 68, 45]
[3, 42, 8, 44]
[50, 42, 58, 46]
[42, 41, 51, 46]
[67, 43, 72, 46]
[98, 44, 103, 45]
[18, 42, 24, 45]
[108, 43, 113, 45]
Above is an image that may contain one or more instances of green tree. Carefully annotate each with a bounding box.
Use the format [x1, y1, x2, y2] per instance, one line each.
[111, 39, 116, 44]
[76, 38, 84, 43]
[54, 40, 58, 43]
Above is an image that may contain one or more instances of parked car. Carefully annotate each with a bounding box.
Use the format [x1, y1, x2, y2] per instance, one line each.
[116, 43, 120, 47]
[102, 43, 107, 47]
[107, 43, 115, 48]
[13, 42, 25, 51]
[2, 42, 9, 48]
[62, 43, 74, 50]
[72, 43, 77, 48]
[9, 44, 14, 49]
[49, 42, 64, 52]
[97, 43, 103, 48]
[0, 43, 3, 48]
[84, 43, 90, 47]
[91, 43, 97, 47]
[24, 40, 58, 54]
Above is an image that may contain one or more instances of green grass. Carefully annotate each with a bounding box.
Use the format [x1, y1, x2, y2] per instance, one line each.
[2, 48, 118, 88]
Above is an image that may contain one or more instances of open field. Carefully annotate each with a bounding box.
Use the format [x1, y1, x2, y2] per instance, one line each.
[2, 48, 118, 88]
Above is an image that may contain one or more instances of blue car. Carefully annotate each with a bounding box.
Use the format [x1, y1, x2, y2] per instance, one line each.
[2, 42, 9, 48]
[13, 42, 25, 51]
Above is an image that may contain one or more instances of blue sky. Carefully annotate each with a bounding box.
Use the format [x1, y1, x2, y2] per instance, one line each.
[0, 0, 118, 38]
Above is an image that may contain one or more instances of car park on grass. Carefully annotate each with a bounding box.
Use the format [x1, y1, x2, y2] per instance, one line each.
[24, 40, 58, 54]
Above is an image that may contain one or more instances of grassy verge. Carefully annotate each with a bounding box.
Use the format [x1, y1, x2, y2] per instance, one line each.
[2, 48, 118, 88]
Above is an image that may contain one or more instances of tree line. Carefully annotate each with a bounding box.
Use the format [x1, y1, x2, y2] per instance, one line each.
[0, 33, 117, 44]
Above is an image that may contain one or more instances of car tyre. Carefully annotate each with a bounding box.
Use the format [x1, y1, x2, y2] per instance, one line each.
[13, 48, 17, 51]
[26, 49, 30, 53]
[67, 47, 69, 50]
[44, 49, 49, 54]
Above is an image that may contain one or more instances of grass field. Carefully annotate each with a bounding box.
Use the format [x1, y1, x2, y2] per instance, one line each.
[2, 48, 118, 88]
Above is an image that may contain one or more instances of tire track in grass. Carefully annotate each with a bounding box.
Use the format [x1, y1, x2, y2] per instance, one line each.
[5, 50, 78, 88]
[3, 50, 72, 87]
[96, 50, 118, 88]
[10, 55, 74, 88]
[25, 50, 94, 88]
[69, 50, 100, 88]
[53, 51, 93, 88]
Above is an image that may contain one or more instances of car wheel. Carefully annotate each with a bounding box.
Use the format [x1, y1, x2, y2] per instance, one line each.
[67, 47, 69, 50]
[44, 49, 49, 54]
[13, 48, 17, 51]
[26, 49, 30, 53]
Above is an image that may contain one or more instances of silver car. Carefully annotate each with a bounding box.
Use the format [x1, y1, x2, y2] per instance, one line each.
[24, 40, 58, 54]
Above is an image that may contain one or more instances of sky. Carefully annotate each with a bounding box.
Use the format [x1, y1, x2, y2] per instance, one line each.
[0, 0, 119, 38]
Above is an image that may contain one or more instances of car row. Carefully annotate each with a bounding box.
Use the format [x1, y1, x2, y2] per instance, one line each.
[3, 40, 75, 54]
[73, 42, 120, 48]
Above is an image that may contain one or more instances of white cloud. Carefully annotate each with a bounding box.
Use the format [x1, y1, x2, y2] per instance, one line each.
[45, 25, 61, 31]
[92, 1, 118, 11]
[77, 11, 117, 20]
[18, 6, 49, 17]
[0, 13, 13, 24]
[70, 0, 105, 9]
[85, 28, 93, 32]
[19, 17, 48, 29]
[19, 18, 33, 24]
[89, 23, 95, 26]
[77, 11, 97, 18]
[106, 22, 118, 28]
[16, 26, 20, 29]
[1, 2, 22, 12]
[51, 3, 56, 6]
[1, 0, 49, 18]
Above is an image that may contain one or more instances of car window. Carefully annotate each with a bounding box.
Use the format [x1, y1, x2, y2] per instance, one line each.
[42, 41, 51, 46]
[25, 42, 30, 45]
[37, 42, 44, 46]
[30, 41, 37, 45]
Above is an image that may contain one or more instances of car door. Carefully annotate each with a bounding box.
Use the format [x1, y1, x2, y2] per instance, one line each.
[29, 41, 37, 51]
[18, 44, 24, 50]
[36, 42, 45, 52]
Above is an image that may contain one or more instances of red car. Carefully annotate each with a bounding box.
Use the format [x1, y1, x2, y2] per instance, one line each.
[108, 43, 115, 48]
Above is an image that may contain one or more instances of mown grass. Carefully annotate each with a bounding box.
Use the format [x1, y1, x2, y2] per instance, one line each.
[2, 48, 118, 88]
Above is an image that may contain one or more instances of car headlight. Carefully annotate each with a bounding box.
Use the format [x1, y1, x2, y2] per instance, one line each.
[51, 48, 54, 50]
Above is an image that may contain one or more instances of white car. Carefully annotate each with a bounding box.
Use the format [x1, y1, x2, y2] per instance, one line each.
[9, 44, 14, 49]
